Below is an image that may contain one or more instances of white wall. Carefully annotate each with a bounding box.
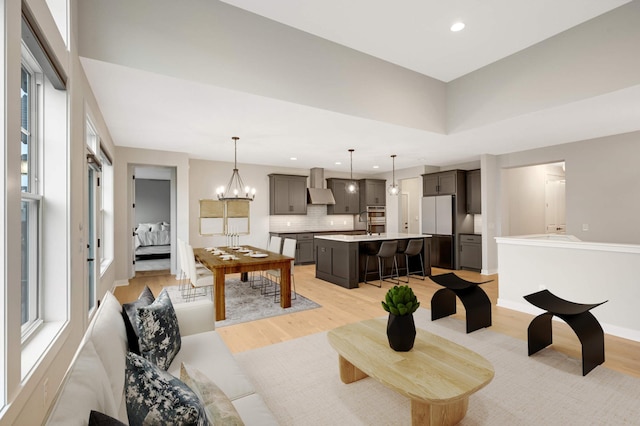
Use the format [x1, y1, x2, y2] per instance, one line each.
[497, 237, 640, 341]
[503, 165, 547, 236]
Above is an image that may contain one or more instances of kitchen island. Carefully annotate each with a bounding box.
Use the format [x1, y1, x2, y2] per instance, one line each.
[315, 233, 431, 288]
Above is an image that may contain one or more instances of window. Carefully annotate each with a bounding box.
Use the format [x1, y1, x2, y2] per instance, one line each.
[86, 121, 100, 313]
[99, 146, 113, 270]
[20, 53, 43, 338]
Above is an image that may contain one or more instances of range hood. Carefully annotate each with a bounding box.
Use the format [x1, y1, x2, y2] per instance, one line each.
[307, 168, 336, 205]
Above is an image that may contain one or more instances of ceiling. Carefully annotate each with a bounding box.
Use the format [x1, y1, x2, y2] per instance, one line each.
[81, 0, 638, 174]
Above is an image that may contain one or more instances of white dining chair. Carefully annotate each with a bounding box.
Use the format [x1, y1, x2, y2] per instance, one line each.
[264, 237, 297, 302]
[268, 235, 282, 253]
[251, 235, 282, 290]
[184, 243, 213, 302]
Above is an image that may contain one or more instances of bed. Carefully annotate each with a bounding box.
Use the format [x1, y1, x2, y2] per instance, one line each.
[135, 222, 170, 258]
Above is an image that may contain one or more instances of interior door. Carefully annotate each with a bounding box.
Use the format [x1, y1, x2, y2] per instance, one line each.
[545, 174, 566, 233]
[401, 193, 409, 233]
[130, 168, 137, 277]
[86, 163, 98, 312]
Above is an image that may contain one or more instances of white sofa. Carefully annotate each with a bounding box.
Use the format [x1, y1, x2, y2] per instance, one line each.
[46, 290, 278, 425]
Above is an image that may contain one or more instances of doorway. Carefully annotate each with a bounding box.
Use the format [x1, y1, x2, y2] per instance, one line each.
[399, 177, 420, 234]
[502, 162, 566, 236]
[132, 166, 176, 274]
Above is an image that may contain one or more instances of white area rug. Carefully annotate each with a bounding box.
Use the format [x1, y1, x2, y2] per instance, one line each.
[235, 308, 640, 425]
[165, 278, 320, 327]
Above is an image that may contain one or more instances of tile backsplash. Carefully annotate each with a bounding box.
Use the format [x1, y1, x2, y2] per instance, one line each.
[474, 214, 483, 234]
[270, 205, 366, 232]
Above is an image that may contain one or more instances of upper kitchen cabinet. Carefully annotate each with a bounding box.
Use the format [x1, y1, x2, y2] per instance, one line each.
[326, 178, 359, 214]
[359, 179, 386, 209]
[269, 174, 308, 215]
[466, 169, 481, 214]
[422, 170, 461, 196]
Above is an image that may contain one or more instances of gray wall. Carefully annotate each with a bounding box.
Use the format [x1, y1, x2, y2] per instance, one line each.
[471, 129, 640, 275]
[135, 179, 170, 225]
[78, 0, 446, 134]
[447, 2, 640, 133]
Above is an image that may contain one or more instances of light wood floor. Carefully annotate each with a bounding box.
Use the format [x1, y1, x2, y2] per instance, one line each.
[115, 265, 640, 379]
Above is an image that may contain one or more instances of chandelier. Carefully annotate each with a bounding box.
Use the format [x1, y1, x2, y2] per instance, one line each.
[346, 148, 358, 194]
[388, 154, 399, 195]
[216, 137, 256, 201]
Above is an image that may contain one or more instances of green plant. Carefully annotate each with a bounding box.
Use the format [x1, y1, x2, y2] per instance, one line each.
[381, 285, 420, 316]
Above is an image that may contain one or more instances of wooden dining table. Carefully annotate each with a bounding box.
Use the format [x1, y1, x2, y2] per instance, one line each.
[193, 246, 294, 321]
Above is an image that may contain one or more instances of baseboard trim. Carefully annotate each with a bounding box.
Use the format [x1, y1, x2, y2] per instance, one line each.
[113, 279, 129, 288]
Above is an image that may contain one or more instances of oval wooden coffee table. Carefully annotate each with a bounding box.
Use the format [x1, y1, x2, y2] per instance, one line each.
[327, 318, 494, 426]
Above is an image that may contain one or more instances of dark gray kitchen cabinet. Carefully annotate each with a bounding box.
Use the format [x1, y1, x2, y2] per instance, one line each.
[269, 174, 307, 215]
[296, 233, 315, 264]
[359, 179, 386, 209]
[422, 170, 458, 196]
[459, 234, 482, 271]
[326, 178, 359, 214]
[466, 169, 481, 214]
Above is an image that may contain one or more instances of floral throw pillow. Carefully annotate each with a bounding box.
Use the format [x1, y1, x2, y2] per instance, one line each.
[180, 363, 245, 426]
[125, 353, 207, 426]
[122, 286, 155, 355]
[137, 289, 181, 370]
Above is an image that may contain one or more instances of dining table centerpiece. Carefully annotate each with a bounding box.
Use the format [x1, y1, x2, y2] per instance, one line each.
[382, 285, 420, 351]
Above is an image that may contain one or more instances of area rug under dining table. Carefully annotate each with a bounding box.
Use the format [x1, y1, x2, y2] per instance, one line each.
[165, 277, 321, 327]
[234, 308, 640, 425]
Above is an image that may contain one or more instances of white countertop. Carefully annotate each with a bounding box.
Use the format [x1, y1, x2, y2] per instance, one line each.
[315, 232, 430, 242]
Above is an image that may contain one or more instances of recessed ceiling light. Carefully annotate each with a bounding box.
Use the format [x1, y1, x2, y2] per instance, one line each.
[335, 161, 342, 165]
[450, 22, 465, 32]
[373, 165, 379, 169]
[290, 157, 297, 161]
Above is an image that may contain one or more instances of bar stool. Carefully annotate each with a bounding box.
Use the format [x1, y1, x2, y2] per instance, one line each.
[400, 239, 425, 282]
[362, 242, 380, 286]
[365, 240, 399, 287]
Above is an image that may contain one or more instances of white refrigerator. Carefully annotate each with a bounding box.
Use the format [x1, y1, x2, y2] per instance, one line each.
[422, 195, 454, 269]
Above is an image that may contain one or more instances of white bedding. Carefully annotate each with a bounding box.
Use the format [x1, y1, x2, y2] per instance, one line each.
[135, 222, 170, 250]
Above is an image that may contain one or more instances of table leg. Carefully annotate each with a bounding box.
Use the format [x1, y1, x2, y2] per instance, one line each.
[214, 269, 226, 321]
[338, 355, 368, 383]
[279, 261, 292, 309]
[411, 397, 468, 426]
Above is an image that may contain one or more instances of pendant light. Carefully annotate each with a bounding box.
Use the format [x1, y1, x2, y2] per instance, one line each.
[388, 154, 399, 195]
[216, 137, 256, 201]
[346, 149, 358, 194]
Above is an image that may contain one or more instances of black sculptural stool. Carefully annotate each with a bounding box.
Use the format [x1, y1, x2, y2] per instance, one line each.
[429, 272, 493, 333]
[524, 289, 607, 376]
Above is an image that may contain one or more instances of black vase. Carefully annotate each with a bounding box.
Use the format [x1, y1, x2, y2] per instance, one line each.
[386, 313, 416, 351]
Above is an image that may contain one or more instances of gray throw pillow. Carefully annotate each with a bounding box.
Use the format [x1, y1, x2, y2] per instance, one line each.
[137, 289, 181, 370]
[122, 286, 155, 355]
[88, 410, 127, 426]
[125, 352, 207, 426]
